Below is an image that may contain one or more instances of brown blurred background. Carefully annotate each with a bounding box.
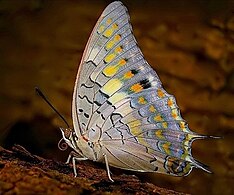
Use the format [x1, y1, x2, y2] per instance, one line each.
[0, 0, 233, 194]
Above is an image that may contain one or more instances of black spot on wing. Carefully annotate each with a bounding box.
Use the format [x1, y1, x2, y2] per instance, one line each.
[131, 69, 139, 75]
[154, 166, 158, 171]
[81, 83, 93, 88]
[140, 79, 151, 89]
[86, 60, 97, 67]
[94, 101, 101, 106]
[107, 100, 112, 105]
[95, 81, 102, 88]
[84, 113, 89, 118]
[110, 113, 123, 126]
[150, 157, 157, 163]
[101, 114, 105, 120]
[78, 95, 93, 104]
[99, 90, 110, 98]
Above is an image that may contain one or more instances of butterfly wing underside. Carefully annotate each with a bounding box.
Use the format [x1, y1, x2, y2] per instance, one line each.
[72, 1, 210, 176]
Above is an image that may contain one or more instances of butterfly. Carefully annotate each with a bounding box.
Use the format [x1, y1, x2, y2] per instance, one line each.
[59, 1, 212, 182]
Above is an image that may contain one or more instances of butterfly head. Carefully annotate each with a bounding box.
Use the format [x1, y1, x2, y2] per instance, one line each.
[59, 127, 100, 161]
[59, 127, 76, 149]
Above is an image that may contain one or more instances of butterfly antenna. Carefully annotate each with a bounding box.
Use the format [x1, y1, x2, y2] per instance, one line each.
[35, 87, 70, 128]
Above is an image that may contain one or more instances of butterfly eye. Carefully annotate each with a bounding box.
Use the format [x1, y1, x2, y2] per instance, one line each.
[63, 128, 72, 139]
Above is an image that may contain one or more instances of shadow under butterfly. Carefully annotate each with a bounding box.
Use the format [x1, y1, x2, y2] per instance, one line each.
[37, 1, 219, 182]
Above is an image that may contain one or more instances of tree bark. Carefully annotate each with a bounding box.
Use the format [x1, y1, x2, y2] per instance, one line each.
[0, 145, 188, 194]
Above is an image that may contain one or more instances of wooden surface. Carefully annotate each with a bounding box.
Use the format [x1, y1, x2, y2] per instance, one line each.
[0, 145, 187, 195]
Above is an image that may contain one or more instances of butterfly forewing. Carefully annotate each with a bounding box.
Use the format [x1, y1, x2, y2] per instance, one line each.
[72, 1, 210, 176]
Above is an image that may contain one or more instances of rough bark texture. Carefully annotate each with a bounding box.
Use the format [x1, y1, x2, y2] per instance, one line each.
[0, 145, 187, 195]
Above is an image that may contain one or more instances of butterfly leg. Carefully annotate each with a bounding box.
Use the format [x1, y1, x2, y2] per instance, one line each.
[66, 150, 87, 163]
[72, 156, 88, 177]
[103, 153, 114, 182]
[65, 151, 73, 164]
[66, 151, 88, 177]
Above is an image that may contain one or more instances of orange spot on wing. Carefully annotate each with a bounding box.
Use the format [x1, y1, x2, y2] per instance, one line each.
[168, 99, 173, 107]
[180, 121, 187, 131]
[115, 46, 123, 53]
[118, 59, 126, 66]
[113, 23, 118, 29]
[155, 130, 164, 139]
[154, 114, 163, 121]
[171, 110, 178, 119]
[114, 34, 121, 41]
[157, 89, 165, 98]
[162, 142, 171, 154]
[138, 96, 147, 104]
[123, 71, 134, 79]
[130, 83, 143, 93]
[162, 122, 168, 128]
[149, 105, 156, 112]
[180, 121, 185, 128]
[106, 18, 112, 24]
